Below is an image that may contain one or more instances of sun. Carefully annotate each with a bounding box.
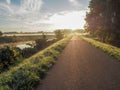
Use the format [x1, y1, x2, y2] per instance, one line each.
[49, 11, 86, 30]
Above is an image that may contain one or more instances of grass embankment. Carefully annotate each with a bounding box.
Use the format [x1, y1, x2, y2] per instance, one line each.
[80, 35, 120, 61]
[0, 37, 72, 90]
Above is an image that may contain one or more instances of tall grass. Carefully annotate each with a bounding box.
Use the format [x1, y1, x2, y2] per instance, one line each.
[80, 36, 120, 61]
[0, 36, 72, 90]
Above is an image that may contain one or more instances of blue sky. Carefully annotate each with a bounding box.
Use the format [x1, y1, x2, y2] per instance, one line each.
[0, 0, 90, 32]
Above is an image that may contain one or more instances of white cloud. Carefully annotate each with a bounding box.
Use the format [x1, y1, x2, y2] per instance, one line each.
[0, 0, 44, 28]
[6, 0, 11, 5]
[21, 0, 43, 12]
[0, 0, 88, 32]
[69, 0, 76, 2]
[0, 3, 13, 14]
[0, 0, 43, 17]
[69, 0, 80, 6]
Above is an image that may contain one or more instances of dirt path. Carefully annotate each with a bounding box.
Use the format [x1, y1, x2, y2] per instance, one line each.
[36, 36, 120, 90]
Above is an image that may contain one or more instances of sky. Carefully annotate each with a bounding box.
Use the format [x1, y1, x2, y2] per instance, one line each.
[0, 0, 90, 32]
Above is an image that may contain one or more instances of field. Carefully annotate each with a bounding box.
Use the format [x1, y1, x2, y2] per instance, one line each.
[0, 34, 55, 47]
[3, 33, 55, 36]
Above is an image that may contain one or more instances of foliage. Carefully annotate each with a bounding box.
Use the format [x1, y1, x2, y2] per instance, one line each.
[0, 36, 72, 90]
[0, 31, 2, 36]
[0, 36, 17, 43]
[21, 32, 56, 58]
[81, 36, 120, 61]
[0, 35, 55, 72]
[54, 30, 64, 40]
[74, 29, 86, 33]
[35, 32, 47, 50]
[35, 38, 47, 50]
[85, 0, 120, 46]
[22, 48, 37, 58]
[22, 38, 57, 58]
[0, 46, 22, 72]
[62, 29, 72, 35]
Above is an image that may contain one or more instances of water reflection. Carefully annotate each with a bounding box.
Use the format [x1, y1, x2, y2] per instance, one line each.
[17, 44, 32, 49]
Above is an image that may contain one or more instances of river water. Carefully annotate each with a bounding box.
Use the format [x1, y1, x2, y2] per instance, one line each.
[16, 44, 32, 49]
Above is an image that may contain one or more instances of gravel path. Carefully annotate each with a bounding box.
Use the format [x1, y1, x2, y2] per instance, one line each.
[36, 36, 120, 90]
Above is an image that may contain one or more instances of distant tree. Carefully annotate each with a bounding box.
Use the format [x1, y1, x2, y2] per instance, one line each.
[74, 29, 85, 33]
[0, 31, 3, 36]
[54, 30, 64, 40]
[41, 31, 47, 40]
[63, 29, 72, 35]
[34, 31, 47, 50]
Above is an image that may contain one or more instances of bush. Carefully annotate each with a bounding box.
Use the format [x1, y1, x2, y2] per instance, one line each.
[22, 48, 37, 58]
[35, 32, 47, 50]
[43, 49, 60, 60]
[54, 30, 64, 40]
[35, 38, 47, 50]
[53, 44, 65, 52]
[11, 69, 40, 90]
[0, 46, 22, 72]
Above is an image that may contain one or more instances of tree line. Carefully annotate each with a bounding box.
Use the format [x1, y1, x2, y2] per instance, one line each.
[85, 0, 120, 46]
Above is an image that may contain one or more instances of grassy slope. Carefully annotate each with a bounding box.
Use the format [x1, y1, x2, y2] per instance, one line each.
[80, 35, 120, 61]
[0, 36, 72, 90]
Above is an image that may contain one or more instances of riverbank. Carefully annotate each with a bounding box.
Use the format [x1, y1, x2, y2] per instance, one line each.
[0, 41, 35, 48]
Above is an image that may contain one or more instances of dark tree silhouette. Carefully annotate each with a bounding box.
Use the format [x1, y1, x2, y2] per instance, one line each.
[86, 0, 120, 46]
[0, 31, 2, 36]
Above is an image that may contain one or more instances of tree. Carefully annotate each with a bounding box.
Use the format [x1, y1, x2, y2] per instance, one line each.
[35, 31, 47, 50]
[35, 38, 47, 50]
[0, 31, 3, 36]
[41, 31, 47, 40]
[85, 0, 120, 46]
[54, 30, 64, 40]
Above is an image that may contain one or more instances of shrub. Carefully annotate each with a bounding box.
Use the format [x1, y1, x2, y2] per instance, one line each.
[11, 69, 40, 90]
[35, 38, 47, 50]
[0, 46, 22, 72]
[54, 30, 64, 40]
[43, 49, 60, 60]
[22, 48, 37, 58]
[53, 44, 65, 52]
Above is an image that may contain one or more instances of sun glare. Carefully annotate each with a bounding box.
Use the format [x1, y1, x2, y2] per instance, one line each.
[49, 11, 86, 30]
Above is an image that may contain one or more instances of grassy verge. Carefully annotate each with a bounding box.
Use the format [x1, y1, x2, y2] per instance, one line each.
[80, 35, 120, 61]
[0, 36, 72, 90]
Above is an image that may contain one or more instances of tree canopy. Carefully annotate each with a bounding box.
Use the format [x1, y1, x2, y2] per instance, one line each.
[86, 0, 120, 46]
[0, 31, 2, 36]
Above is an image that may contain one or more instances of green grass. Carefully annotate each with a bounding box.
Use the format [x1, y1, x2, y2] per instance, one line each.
[80, 35, 120, 61]
[0, 36, 72, 90]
